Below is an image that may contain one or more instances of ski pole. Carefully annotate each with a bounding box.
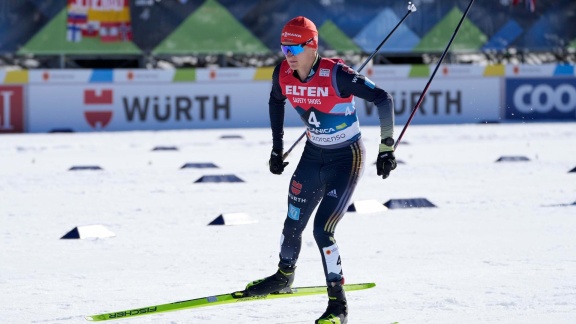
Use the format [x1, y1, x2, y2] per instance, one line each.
[394, 0, 476, 150]
[356, 2, 417, 72]
[282, 1, 417, 161]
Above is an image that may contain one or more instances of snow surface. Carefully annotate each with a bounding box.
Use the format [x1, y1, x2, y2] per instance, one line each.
[1, 123, 575, 324]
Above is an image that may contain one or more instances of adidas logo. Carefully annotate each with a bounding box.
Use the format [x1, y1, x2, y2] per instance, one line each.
[327, 189, 338, 198]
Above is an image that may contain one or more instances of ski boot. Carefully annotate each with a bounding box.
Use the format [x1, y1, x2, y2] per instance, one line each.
[244, 263, 296, 296]
[315, 280, 348, 324]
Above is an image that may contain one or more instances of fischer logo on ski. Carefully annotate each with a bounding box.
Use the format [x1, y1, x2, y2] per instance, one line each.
[85, 283, 375, 321]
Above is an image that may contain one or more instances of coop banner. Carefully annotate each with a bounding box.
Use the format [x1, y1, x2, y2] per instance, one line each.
[27, 82, 302, 132]
[505, 77, 576, 120]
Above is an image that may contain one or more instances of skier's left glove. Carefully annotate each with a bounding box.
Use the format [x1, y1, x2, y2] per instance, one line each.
[376, 139, 397, 179]
[269, 149, 289, 175]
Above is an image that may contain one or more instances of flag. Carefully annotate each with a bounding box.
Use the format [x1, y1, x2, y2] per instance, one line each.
[511, 0, 535, 12]
[100, 21, 120, 42]
[119, 22, 133, 41]
[83, 20, 100, 37]
[528, 0, 536, 12]
[67, 23, 82, 42]
[66, 0, 88, 42]
[66, 0, 132, 42]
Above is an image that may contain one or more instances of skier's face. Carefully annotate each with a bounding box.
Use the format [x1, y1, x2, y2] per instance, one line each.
[282, 41, 316, 71]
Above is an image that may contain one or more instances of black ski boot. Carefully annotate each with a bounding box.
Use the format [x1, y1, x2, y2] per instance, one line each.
[315, 280, 348, 324]
[245, 263, 296, 296]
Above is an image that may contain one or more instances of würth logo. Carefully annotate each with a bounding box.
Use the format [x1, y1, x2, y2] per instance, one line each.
[84, 89, 113, 129]
[290, 180, 302, 195]
[0, 86, 24, 133]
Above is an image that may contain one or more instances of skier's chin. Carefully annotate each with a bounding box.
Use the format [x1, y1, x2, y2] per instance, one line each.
[287, 61, 299, 70]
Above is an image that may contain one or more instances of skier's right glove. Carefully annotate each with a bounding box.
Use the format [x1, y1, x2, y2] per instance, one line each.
[269, 149, 289, 175]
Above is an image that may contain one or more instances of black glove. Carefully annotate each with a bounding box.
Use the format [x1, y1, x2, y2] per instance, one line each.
[269, 149, 289, 175]
[376, 150, 397, 179]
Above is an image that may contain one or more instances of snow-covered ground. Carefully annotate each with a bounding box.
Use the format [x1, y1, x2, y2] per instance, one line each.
[1, 122, 575, 324]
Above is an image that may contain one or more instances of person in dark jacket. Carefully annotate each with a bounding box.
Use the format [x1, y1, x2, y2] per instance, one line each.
[244, 16, 396, 324]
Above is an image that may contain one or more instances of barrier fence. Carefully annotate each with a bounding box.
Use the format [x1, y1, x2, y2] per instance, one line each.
[0, 63, 574, 134]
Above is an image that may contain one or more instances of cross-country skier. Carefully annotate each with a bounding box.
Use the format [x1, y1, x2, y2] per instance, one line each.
[244, 16, 396, 324]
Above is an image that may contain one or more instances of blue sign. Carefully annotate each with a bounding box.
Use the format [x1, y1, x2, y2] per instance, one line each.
[505, 78, 576, 120]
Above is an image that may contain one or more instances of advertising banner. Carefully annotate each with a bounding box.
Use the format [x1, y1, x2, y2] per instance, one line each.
[22, 66, 575, 133]
[25, 67, 507, 133]
[357, 76, 502, 125]
[0, 86, 25, 133]
[505, 77, 576, 120]
[27, 82, 302, 132]
[29, 70, 94, 83]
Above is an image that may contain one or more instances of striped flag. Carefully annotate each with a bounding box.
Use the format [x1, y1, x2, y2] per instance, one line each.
[66, 0, 88, 42]
[66, 0, 132, 42]
[66, 22, 82, 42]
[527, 0, 536, 12]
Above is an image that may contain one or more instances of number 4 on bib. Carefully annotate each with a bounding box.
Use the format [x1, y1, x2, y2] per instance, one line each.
[308, 111, 320, 127]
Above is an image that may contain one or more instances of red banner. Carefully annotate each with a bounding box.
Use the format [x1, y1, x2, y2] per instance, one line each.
[0, 86, 25, 133]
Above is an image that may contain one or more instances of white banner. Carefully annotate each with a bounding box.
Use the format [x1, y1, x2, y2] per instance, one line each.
[356, 77, 502, 125]
[26, 68, 503, 133]
[28, 82, 303, 132]
[29, 70, 93, 83]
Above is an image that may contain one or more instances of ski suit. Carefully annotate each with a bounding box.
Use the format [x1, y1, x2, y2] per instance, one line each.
[269, 56, 394, 283]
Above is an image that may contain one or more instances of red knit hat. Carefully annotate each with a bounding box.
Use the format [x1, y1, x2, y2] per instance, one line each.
[280, 16, 318, 48]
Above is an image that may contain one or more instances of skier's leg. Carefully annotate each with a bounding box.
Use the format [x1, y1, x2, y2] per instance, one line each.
[246, 143, 324, 296]
[313, 140, 365, 282]
[313, 140, 365, 324]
